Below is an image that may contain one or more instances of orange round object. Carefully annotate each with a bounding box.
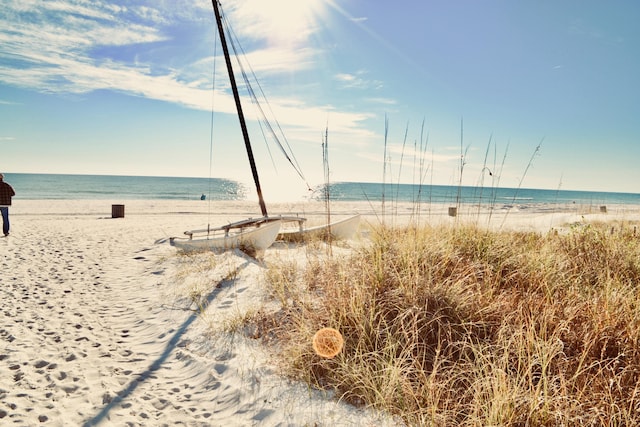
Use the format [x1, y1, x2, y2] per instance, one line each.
[312, 327, 344, 359]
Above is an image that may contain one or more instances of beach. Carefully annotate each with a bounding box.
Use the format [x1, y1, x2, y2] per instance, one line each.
[2, 199, 640, 426]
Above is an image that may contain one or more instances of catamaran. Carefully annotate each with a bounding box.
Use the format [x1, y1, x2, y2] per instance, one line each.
[170, 0, 358, 255]
[170, 0, 302, 255]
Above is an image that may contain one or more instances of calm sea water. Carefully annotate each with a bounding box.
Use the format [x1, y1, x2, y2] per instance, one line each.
[4, 173, 640, 207]
[313, 182, 640, 207]
[5, 173, 245, 201]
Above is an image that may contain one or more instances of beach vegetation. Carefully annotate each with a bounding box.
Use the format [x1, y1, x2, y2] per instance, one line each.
[253, 219, 640, 426]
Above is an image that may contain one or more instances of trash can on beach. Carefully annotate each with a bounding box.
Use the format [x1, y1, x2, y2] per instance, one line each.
[112, 204, 125, 218]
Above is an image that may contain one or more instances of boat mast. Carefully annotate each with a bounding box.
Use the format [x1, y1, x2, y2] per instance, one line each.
[211, 0, 268, 217]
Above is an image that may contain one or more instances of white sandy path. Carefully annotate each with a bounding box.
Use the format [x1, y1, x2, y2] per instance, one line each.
[0, 201, 400, 427]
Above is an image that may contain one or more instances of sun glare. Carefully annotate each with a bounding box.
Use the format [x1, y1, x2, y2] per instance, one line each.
[229, 0, 327, 46]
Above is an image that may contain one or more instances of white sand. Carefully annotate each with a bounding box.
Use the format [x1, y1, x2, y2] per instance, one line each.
[2, 199, 639, 426]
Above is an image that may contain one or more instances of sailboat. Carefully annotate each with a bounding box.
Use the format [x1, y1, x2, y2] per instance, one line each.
[170, 0, 304, 255]
[171, 0, 361, 254]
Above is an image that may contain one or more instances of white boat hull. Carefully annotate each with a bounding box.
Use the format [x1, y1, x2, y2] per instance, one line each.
[278, 214, 360, 242]
[170, 220, 281, 255]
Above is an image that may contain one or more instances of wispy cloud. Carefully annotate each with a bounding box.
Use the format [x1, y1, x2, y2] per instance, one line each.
[0, 1, 301, 111]
[366, 97, 397, 106]
[334, 71, 383, 90]
[0, 0, 379, 151]
[0, 1, 167, 93]
[568, 17, 624, 45]
[0, 1, 328, 105]
[236, 46, 318, 75]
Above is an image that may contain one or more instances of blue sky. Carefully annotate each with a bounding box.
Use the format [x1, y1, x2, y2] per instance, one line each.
[1, 0, 639, 200]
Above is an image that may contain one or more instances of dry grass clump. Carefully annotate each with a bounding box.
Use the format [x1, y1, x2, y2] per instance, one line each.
[254, 221, 640, 426]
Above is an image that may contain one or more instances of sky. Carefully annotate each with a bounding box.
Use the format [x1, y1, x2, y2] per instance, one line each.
[1, 0, 639, 200]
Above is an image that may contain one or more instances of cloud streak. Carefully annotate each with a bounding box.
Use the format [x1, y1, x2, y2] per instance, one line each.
[0, 1, 166, 92]
[0, 0, 376, 148]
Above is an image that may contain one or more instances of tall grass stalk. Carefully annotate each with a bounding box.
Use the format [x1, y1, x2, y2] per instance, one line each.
[394, 121, 410, 219]
[455, 118, 470, 217]
[500, 139, 543, 228]
[382, 115, 389, 222]
[414, 118, 431, 223]
[322, 123, 332, 254]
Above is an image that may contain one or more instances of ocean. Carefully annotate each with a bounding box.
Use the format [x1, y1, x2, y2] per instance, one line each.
[4, 173, 640, 208]
[318, 182, 640, 207]
[4, 173, 245, 201]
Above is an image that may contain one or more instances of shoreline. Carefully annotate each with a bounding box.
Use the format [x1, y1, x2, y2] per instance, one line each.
[10, 199, 640, 233]
[11, 198, 640, 216]
[2, 200, 640, 425]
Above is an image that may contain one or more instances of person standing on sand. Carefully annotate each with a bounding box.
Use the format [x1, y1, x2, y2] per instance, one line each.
[0, 173, 15, 236]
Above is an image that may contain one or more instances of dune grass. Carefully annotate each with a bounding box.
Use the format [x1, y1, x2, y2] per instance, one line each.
[248, 220, 640, 426]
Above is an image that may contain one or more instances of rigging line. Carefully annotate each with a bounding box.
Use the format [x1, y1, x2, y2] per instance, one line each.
[233, 52, 279, 173]
[221, 11, 310, 188]
[217, 12, 278, 177]
[225, 21, 306, 178]
[242, 65, 307, 182]
[254, 106, 279, 172]
[225, 23, 304, 178]
[240, 59, 310, 187]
